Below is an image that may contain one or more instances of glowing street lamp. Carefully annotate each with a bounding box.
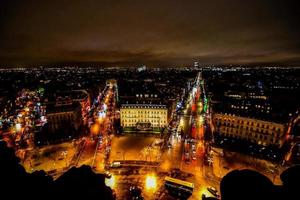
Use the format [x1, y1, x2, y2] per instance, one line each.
[105, 175, 116, 189]
[91, 123, 100, 135]
[199, 116, 204, 124]
[180, 118, 184, 127]
[98, 111, 106, 121]
[145, 174, 157, 190]
[16, 123, 22, 132]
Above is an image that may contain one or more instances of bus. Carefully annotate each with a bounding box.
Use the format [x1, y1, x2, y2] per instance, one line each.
[164, 176, 194, 198]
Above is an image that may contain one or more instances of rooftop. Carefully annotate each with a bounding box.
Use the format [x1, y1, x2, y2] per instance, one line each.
[46, 102, 81, 114]
[120, 104, 167, 109]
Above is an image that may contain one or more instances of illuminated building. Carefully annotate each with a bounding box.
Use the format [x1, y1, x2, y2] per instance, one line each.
[120, 104, 168, 133]
[118, 79, 169, 133]
[213, 113, 286, 146]
[137, 65, 147, 72]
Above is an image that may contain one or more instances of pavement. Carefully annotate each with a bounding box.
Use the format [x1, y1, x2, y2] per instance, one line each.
[22, 141, 77, 173]
[110, 135, 159, 162]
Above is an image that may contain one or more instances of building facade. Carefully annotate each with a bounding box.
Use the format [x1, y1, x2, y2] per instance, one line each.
[212, 113, 286, 146]
[46, 100, 82, 133]
[120, 104, 168, 132]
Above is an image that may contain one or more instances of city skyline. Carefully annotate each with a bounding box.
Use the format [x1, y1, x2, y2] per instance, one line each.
[1, 0, 300, 66]
[1, 1, 300, 200]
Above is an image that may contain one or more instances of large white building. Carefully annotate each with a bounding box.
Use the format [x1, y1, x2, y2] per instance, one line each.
[120, 104, 168, 132]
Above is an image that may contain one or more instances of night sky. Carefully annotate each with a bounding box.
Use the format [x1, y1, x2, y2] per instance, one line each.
[1, 0, 300, 66]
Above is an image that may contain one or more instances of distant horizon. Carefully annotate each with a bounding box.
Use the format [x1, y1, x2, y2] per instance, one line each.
[0, 60, 300, 69]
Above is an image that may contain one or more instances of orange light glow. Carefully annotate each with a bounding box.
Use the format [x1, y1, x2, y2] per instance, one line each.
[105, 175, 116, 189]
[91, 123, 100, 135]
[145, 174, 157, 190]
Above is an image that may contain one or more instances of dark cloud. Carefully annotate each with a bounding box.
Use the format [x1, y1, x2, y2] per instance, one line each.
[0, 0, 300, 66]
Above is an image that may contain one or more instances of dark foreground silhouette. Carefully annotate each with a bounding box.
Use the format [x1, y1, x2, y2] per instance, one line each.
[204, 167, 299, 200]
[0, 141, 299, 200]
[0, 141, 114, 199]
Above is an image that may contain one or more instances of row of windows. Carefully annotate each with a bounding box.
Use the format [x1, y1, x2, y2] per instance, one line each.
[219, 128, 267, 137]
[221, 131, 278, 144]
[122, 110, 167, 114]
[230, 106, 271, 114]
[218, 126, 281, 137]
[216, 122, 282, 134]
[222, 132, 269, 140]
[135, 94, 158, 98]
[214, 118, 283, 132]
[123, 119, 166, 123]
[121, 115, 166, 118]
[122, 123, 163, 127]
[230, 104, 271, 109]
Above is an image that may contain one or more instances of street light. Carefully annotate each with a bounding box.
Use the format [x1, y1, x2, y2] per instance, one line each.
[16, 123, 22, 132]
[199, 116, 204, 124]
[180, 118, 184, 127]
[91, 123, 100, 135]
[105, 174, 116, 189]
[145, 174, 157, 190]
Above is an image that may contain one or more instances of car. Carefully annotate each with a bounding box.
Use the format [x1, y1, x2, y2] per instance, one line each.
[129, 186, 142, 198]
[110, 161, 121, 168]
[207, 186, 220, 198]
[192, 154, 197, 160]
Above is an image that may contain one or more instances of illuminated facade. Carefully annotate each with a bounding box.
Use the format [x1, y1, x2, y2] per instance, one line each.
[120, 104, 168, 130]
[213, 113, 286, 146]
